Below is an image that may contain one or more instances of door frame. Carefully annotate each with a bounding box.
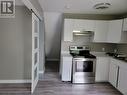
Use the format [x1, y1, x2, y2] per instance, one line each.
[22, 0, 42, 20]
[31, 13, 40, 93]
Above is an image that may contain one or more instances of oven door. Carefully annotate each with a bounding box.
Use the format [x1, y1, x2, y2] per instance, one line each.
[72, 58, 96, 83]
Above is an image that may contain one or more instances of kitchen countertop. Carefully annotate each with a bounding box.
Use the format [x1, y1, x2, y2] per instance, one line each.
[61, 51, 72, 57]
[91, 52, 127, 63]
[91, 52, 109, 57]
[61, 51, 127, 63]
[109, 56, 127, 63]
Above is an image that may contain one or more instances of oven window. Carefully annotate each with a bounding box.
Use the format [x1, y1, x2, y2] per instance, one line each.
[76, 61, 93, 72]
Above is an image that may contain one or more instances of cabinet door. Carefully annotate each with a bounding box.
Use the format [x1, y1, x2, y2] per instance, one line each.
[63, 19, 73, 42]
[96, 57, 110, 82]
[109, 59, 119, 88]
[107, 20, 123, 43]
[62, 57, 72, 81]
[84, 20, 95, 31]
[123, 18, 127, 32]
[94, 21, 108, 42]
[73, 19, 95, 32]
[118, 67, 127, 95]
[59, 56, 63, 75]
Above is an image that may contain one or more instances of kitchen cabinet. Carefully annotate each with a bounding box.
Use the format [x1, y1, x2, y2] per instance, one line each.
[108, 58, 127, 94]
[107, 19, 123, 43]
[93, 20, 109, 42]
[60, 55, 72, 81]
[95, 57, 110, 82]
[63, 19, 74, 42]
[63, 19, 95, 42]
[118, 65, 127, 95]
[109, 58, 119, 88]
[94, 19, 127, 43]
[73, 19, 95, 32]
[63, 18, 127, 43]
[123, 18, 127, 32]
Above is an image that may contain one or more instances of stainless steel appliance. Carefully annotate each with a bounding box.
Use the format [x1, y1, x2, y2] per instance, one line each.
[70, 46, 96, 83]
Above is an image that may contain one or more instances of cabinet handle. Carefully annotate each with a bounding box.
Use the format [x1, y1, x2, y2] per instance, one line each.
[116, 66, 120, 88]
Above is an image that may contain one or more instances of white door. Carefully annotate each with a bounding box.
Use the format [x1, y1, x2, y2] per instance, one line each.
[118, 67, 127, 95]
[94, 20, 109, 42]
[123, 18, 127, 32]
[95, 57, 110, 82]
[109, 59, 119, 88]
[63, 19, 74, 42]
[107, 20, 123, 43]
[31, 13, 39, 93]
[73, 19, 95, 32]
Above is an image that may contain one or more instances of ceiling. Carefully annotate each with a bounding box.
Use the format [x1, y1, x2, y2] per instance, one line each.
[38, 0, 127, 15]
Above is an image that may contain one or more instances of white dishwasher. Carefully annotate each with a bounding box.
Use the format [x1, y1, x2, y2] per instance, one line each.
[60, 53, 72, 81]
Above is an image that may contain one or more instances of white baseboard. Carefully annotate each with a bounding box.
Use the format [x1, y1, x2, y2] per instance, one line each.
[46, 59, 59, 61]
[0, 80, 31, 83]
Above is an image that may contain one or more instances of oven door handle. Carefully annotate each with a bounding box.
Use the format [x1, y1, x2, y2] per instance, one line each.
[73, 58, 96, 62]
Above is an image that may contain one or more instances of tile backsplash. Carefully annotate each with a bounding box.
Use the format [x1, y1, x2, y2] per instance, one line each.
[61, 35, 127, 54]
[61, 36, 116, 52]
[116, 44, 127, 54]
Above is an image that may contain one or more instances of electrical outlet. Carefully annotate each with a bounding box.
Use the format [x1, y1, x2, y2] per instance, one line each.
[114, 49, 117, 53]
[102, 48, 105, 52]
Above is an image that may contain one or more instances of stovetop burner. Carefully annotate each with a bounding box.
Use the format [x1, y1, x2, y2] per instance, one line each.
[69, 46, 96, 59]
[70, 53, 96, 59]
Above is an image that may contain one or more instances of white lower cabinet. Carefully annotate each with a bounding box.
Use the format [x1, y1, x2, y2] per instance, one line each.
[118, 66, 127, 95]
[61, 56, 72, 81]
[60, 54, 127, 94]
[109, 59, 119, 88]
[95, 57, 110, 82]
[109, 58, 127, 95]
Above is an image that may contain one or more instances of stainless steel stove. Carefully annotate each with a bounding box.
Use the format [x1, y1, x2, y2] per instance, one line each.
[70, 46, 96, 83]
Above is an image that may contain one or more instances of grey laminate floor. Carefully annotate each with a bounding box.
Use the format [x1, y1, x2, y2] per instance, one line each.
[0, 61, 122, 95]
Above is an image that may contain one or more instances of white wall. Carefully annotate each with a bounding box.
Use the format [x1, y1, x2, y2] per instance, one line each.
[0, 2, 45, 80]
[44, 12, 63, 61]
[0, 6, 32, 80]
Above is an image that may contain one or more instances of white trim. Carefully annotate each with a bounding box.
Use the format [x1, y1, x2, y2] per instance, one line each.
[22, 0, 42, 20]
[31, 13, 40, 93]
[0, 80, 31, 83]
[46, 59, 60, 61]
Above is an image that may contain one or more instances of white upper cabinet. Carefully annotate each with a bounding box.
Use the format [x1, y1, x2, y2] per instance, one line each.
[107, 19, 123, 43]
[93, 20, 109, 42]
[63, 18, 127, 43]
[94, 19, 127, 43]
[73, 19, 95, 32]
[63, 19, 95, 42]
[123, 18, 127, 32]
[63, 19, 74, 42]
